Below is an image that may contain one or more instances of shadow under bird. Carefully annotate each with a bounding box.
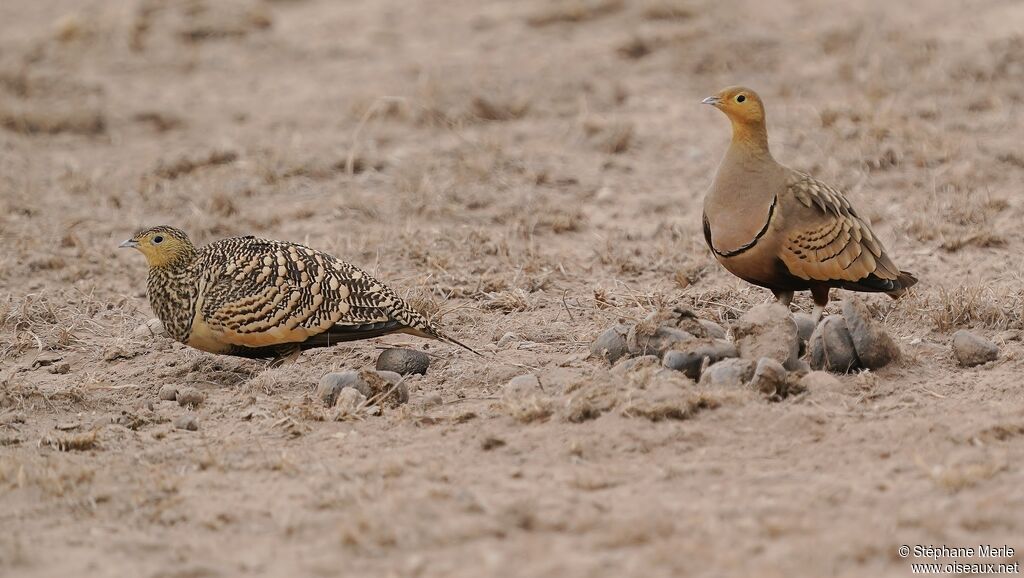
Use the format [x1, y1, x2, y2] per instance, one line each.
[120, 226, 478, 359]
[700, 86, 918, 323]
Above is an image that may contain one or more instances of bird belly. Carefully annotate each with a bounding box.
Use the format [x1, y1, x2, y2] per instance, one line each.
[714, 236, 809, 292]
[185, 317, 234, 354]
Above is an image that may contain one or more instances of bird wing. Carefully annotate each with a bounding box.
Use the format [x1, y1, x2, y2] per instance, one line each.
[194, 237, 415, 348]
[776, 172, 902, 285]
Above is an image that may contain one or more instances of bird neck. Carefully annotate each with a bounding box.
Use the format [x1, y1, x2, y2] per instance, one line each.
[147, 257, 198, 343]
[726, 118, 773, 162]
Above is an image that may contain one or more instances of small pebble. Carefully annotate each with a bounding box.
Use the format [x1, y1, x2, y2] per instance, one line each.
[808, 316, 860, 373]
[419, 393, 443, 408]
[699, 358, 755, 387]
[317, 372, 373, 407]
[496, 332, 520, 349]
[49, 362, 71, 375]
[334, 388, 367, 416]
[157, 384, 179, 401]
[784, 357, 811, 375]
[749, 357, 788, 397]
[174, 414, 199, 431]
[951, 330, 999, 367]
[376, 348, 430, 376]
[841, 298, 900, 369]
[505, 374, 542, 397]
[590, 324, 631, 364]
[661, 339, 738, 380]
[132, 318, 166, 339]
[176, 387, 205, 407]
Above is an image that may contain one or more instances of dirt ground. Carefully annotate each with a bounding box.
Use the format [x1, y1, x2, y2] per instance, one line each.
[2, 0, 1023, 576]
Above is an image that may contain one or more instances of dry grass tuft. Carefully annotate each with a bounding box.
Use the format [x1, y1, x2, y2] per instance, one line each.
[502, 394, 553, 423]
[903, 285, 1023, 332]
[584, 119, 635, 154]
[40, 430, 99, 452]
[153, 149, 238, 180]
[643, 1, 693, 20]
[526, 0, 625, 27]
[0, 103, 105, 136]
[471, 96, 530, 121]
[481, 289, 534, 313]
[926, 456, 1006, 492]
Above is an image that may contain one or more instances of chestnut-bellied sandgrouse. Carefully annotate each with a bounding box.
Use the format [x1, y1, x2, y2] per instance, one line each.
[701, 86, 917, 323]
[121, 226, 478, 359]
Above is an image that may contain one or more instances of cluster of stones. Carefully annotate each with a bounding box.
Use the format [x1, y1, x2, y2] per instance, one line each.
[591, 297, 904, 399]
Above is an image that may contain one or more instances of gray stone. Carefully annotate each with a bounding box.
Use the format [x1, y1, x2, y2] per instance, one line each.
[174, 414, 199, 431]
[175, 387, 205, 407]
[732, 303, 800, 367]
[808, 316, 860, 373]
[317, 372, 373, 407]
[661, 339, 738, 380]
[841, 298, 900, 369]
[792, 313, 816, 345]
[952, 330, 999, 367]
[627, 324, 695, 357]
[590, 324, 631, 364]
[376, 348, 430, 375]
[749, 357, 788, 397]
[784, 357, 811, 375]
[698, 319, 727, 340]
[157, 384, 179, 401]
[699, 358, 755, 387]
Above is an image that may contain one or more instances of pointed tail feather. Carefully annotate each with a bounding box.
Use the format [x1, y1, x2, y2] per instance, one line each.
[402, 325, 483, 356]
[886, 270, 919, 299]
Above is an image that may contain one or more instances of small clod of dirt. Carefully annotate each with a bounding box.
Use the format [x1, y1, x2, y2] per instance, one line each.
[952, 330, 999, 367]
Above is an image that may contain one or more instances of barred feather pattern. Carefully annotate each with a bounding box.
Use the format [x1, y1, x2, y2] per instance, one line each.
[138, 228, 468, 357]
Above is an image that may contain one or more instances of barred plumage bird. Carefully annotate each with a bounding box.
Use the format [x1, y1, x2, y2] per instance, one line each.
[701, 86, 917, 323]
[120, 226, 478, 359]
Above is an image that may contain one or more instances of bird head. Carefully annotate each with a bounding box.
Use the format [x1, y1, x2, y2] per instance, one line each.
[702, 86, 765, 126]
[120, 226, 195, 267]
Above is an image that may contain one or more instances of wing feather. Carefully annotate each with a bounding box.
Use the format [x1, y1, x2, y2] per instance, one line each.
[779, 173, 899, 285]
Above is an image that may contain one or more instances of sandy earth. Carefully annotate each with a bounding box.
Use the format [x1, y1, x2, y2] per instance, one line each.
[2, 0, 1023, 576]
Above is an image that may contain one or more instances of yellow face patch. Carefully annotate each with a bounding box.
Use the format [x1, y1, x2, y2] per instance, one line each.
[122, 228, 190, 267]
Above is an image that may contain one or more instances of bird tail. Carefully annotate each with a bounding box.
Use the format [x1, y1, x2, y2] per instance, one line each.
[402, 323, 483, 356]
[886, 270, 919, 299]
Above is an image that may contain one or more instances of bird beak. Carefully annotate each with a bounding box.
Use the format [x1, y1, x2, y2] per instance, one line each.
[119, 239, 139, 249]
[701, 96, 722, 106]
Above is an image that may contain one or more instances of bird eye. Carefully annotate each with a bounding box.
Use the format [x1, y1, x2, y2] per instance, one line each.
[736, 94, 746, 103]
[153, 235, 164, 244]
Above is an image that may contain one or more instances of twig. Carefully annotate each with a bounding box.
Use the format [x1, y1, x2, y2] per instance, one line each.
[561, 289, 575, 322]
[346, 96, 406, 175]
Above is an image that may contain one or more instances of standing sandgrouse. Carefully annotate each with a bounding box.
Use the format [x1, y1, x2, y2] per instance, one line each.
[120, 226, 478, 359]
[701, 86, 917, 323]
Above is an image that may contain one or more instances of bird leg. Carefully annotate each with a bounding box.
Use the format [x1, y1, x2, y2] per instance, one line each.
[267, 344, 303, 368]
[772, 290, 794, 308]
[810, 286, 830, 325]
